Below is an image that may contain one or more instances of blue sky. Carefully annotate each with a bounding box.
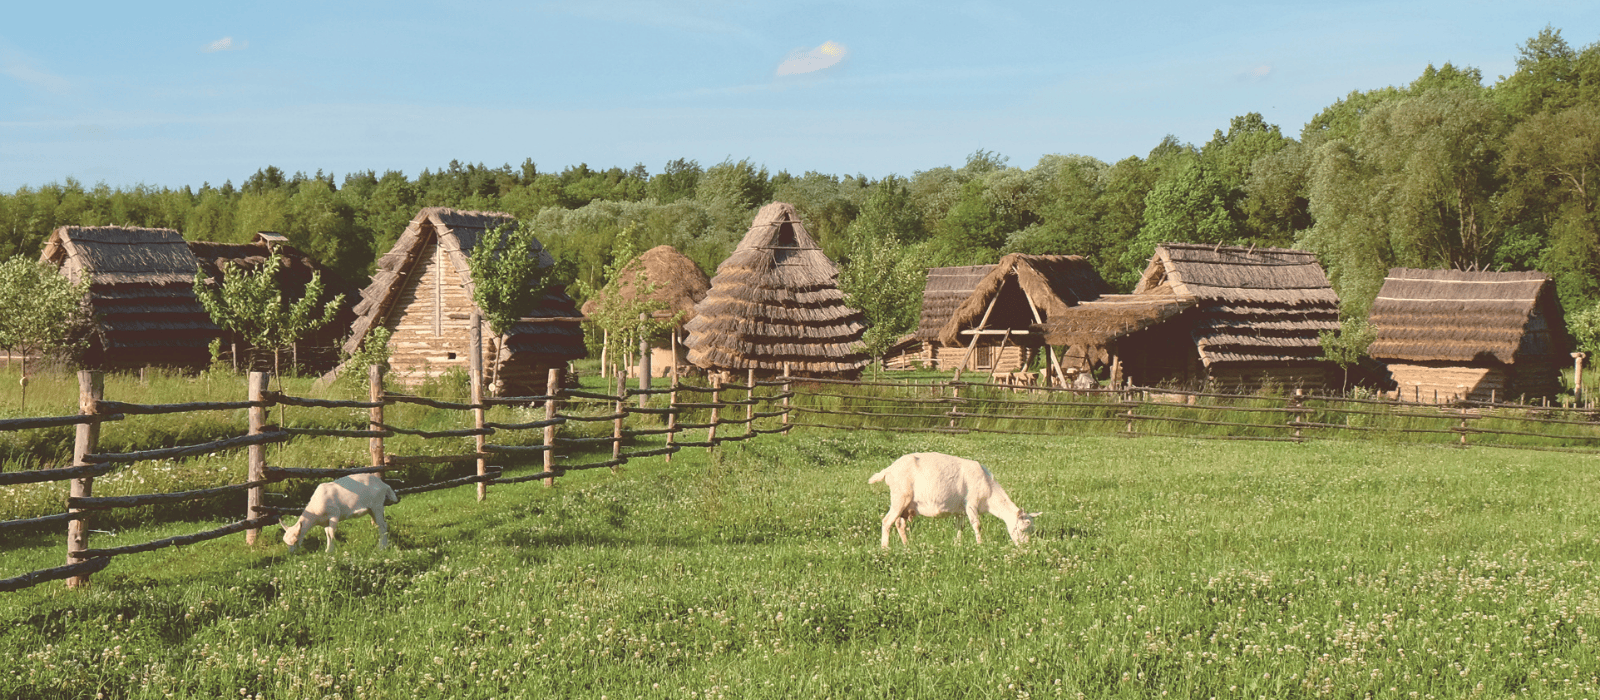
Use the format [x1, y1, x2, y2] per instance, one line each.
[2, 1, 1597, 191]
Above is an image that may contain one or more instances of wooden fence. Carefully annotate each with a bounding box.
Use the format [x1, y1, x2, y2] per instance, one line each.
[0, 367, 793, 593]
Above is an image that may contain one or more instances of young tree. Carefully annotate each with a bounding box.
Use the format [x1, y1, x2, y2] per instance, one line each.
[0, 256, 89, 407]
[468, 221, 554, 389]
[193, 254, 343, 379]
[570, 226, 678, 377]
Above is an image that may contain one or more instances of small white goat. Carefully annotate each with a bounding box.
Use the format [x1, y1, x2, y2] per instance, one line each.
[282, 474, 400, 553]
[868, 452, 1038, 549]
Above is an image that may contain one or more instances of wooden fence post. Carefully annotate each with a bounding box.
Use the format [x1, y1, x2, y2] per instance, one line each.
[781, 363, 791, 435]
[665, 356, 678, 462]
[1459, 401, 1470, 447]
[67, 370, 103, 588]
[1124, 385, 1136, 437]
[245, 372, 269, 545]
[1290, 389, 1304, 441]
[948, 379, 960, 430]
[471, 315, 486, 501]
[707, 373, 721, 450]
[639, 312, 652, 408]
[370, 364, 386, 476]
[613, 372, 625, 467]
[746, 369, 756, 438]
[544, 368, 560, 488]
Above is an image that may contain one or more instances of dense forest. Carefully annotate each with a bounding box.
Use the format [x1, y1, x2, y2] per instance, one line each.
[4, 28, 1600, 357]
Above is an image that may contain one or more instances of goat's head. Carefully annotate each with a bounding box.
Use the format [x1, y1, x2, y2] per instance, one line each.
[281, 517, 304, 552]
[1009, 511, 1042, 545]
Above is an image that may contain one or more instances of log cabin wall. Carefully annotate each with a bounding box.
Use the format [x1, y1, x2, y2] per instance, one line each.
[385, 238, 490, 385]
[1207, 362, 1332, 393]
[1387, 362, 1505, 402]
[933, 343, 1027, 372]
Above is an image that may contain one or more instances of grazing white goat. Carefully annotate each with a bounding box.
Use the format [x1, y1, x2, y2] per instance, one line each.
[868, 452, 1038, 549]
[282, 474, 400, 553]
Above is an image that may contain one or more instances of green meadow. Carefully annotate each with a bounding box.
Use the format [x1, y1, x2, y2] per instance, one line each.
[4, 423, 1600, 699]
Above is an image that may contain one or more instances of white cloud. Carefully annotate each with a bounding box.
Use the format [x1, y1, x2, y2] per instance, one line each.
[1241, 64, 1272, 81]
[202, 37, 247, 53]
[1, 45, 69, 93]
[776, 41, 848, 77]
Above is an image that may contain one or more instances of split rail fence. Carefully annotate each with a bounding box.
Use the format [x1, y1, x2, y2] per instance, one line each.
[0, 367, 793, 593]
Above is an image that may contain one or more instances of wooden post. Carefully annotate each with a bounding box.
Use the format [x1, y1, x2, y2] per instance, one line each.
[953, 294, 1001, 381]
[544, 368, 561, 488]
[1049, 346, 1069, 387]
[67, 370, 102, 588]
[246, 372, 269, 544]
[948, 380, 960, 430]
[1574, 352, 1587, 405]
[665, 351, 679, 462]
[471, 316, 487, 501]
[600, 328, 609, 380]
[746, 368, 756, 437]
[707, 373, 721, 450]
[1109, 353, 1123, 389]
[1290, 388, 1303, 441]
[370, 364, 386, 477]
[781, 362, 792, 435]
[613, 372, 625, 467]
[639, 313, 652, 408]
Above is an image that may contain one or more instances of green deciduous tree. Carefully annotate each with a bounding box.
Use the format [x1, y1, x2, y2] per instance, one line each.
[193, 254, 343, 379]
[0, 256, 89, 407]
[571, 227, 678, 376]
[468, 221, 554, 389]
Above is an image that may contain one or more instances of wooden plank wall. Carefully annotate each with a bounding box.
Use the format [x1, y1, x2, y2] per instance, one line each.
[386, 240, 489, 385]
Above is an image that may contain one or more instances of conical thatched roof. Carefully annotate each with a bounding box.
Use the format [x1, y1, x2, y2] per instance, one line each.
[937, 254, 1110, 345]
[1368, 268, 1568, 364]
[579, 245, 710, 327]
[1130, 243, 1340, 366]
[914, 265, 993, 342]
[683, 202, 867, 375]
[189, 232, 361, 372]
[40, 226, 220, 369]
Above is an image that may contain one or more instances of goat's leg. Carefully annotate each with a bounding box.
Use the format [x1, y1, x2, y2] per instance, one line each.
[895, 511, 911, 545]
[881, 492, 912, 549]
[324, 518, 340, 553]
[966, 506, 983, 544]
[952, 515, 963, 544]
[372, 508, 388, 551]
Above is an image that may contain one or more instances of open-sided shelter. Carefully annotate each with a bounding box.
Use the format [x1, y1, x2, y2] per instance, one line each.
[189, 232, 361, 373]
[1037, 243, 1340, 391]
[935, 254, 1110, 379]
[1368, 268, 1569, 402]
[684, 201, 868, 377]
[580, 244, 710, 378]
[40, 226, 219, 370]
[336, 207, 585, 395]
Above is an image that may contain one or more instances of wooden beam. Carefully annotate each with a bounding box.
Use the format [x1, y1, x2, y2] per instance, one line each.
[954, 293, 1001, 380]
[959, 329, 1032, 335]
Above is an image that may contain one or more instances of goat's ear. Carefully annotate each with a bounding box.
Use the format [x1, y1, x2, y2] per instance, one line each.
[1026, 511, 1044, 518]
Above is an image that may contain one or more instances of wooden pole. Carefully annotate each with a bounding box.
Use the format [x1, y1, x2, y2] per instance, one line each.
[600, 328, 609, 380]
[639, 312, 652, 408]
[544, 368, 561, 488]
[953, 294, 1001, 381]
[781, 362, 792, 435]
[1049, 346, 1069, 387]
[471, 315, 487, 501]
[67, 370, 102, 588]
[707, 373, 721, 450]
[948, 379, 960, 430]
[370, 364, 386, 477]
[1574, 352, 1587, 405]
[746, 368, 756, 438]
[1109, 353, 1122, 389]
[613, 371, 625, 467]
[666, 350, 678, 462]
[246, 372, 269, 544]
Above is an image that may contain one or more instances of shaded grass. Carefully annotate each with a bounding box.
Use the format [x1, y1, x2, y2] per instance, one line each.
[4, 430, 1600, 698]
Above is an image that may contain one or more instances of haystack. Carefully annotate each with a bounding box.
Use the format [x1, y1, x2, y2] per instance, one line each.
[1368, 268, 1568, 402]
[683, 202, 867, 377]
[1039, 243, 1339, 391]
[579, 245, 710, 378]
[335, 207, 585, 395]
[189, 232, 360, 373]
[935, 253, 1110, 377]
[39, 226, 219, 370]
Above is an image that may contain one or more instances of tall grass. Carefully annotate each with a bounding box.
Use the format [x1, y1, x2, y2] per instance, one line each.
[4, 430, 1599, 698]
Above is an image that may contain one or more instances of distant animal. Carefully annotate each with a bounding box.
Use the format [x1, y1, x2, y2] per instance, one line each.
[281, 473, 400, 553]
[868, 452, 1038, 549]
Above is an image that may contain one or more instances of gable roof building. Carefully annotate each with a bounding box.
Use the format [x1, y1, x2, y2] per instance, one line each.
[1368, 268, 1569, 402]
[336, 207, 585, 395]
[932, 254, 1111, 377]
[39, 226, 219, 370]
[683, 201, 868, 377]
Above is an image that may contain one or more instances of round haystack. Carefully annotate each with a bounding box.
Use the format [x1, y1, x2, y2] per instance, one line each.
[580, 245, 710, 327]
[683, 202, 868, 377]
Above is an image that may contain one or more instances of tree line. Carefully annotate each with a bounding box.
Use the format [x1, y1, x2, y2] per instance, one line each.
[3, 27, 1598, 359]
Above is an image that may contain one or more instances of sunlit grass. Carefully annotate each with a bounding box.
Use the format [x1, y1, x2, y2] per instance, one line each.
[4, 430, 1599, 698]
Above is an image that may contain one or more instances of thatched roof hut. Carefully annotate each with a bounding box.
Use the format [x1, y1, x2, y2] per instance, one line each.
[189, 232, 361, 373]
[914, 265, 994, 342]
[580, 245, 711, 378]
[39, 226, 219, 370]
[931, 254, 1109, 376]
[1368, 268, 1569, 402]
[336, 207, 585, 394]
[683, 202, 867, 377]
[1039, 243, 1340, 390]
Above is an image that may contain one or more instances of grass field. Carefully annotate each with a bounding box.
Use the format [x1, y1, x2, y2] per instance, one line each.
[4, 427, 1600, 699]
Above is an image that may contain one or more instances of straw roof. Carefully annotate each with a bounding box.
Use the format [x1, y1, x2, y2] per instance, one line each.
[39, 226, 219, 368]
[684, 202, 868, 375]
[1034, 290, 1199, 364]
[914, 265, 994, 341]
[936, 254, 1109, 346]
[341, 207, 582, 359]
[1368, 268, 1568, 364]
[579, 245, 710, 327]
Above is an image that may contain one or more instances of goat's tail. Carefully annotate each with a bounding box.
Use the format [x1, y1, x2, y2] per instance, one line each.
[867, 468, 889, 485]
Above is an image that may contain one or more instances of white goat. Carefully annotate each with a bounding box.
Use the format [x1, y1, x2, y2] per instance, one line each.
[868, 452, 1038, 549]
[282, 474, 400, 553]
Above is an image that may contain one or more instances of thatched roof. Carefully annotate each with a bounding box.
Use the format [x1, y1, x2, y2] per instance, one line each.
[683, 202, 868, 375]
[1034, 290, 1199, 363]
[341, 207, 582, 359]
[936, 254, 1109, 346]
[579, 245, 710, 327]
[1132, 243, 1340, 366]
[39, 226, 219, 368]
[915, 265, 993, 341]
[1368, 268, 1568, 364]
